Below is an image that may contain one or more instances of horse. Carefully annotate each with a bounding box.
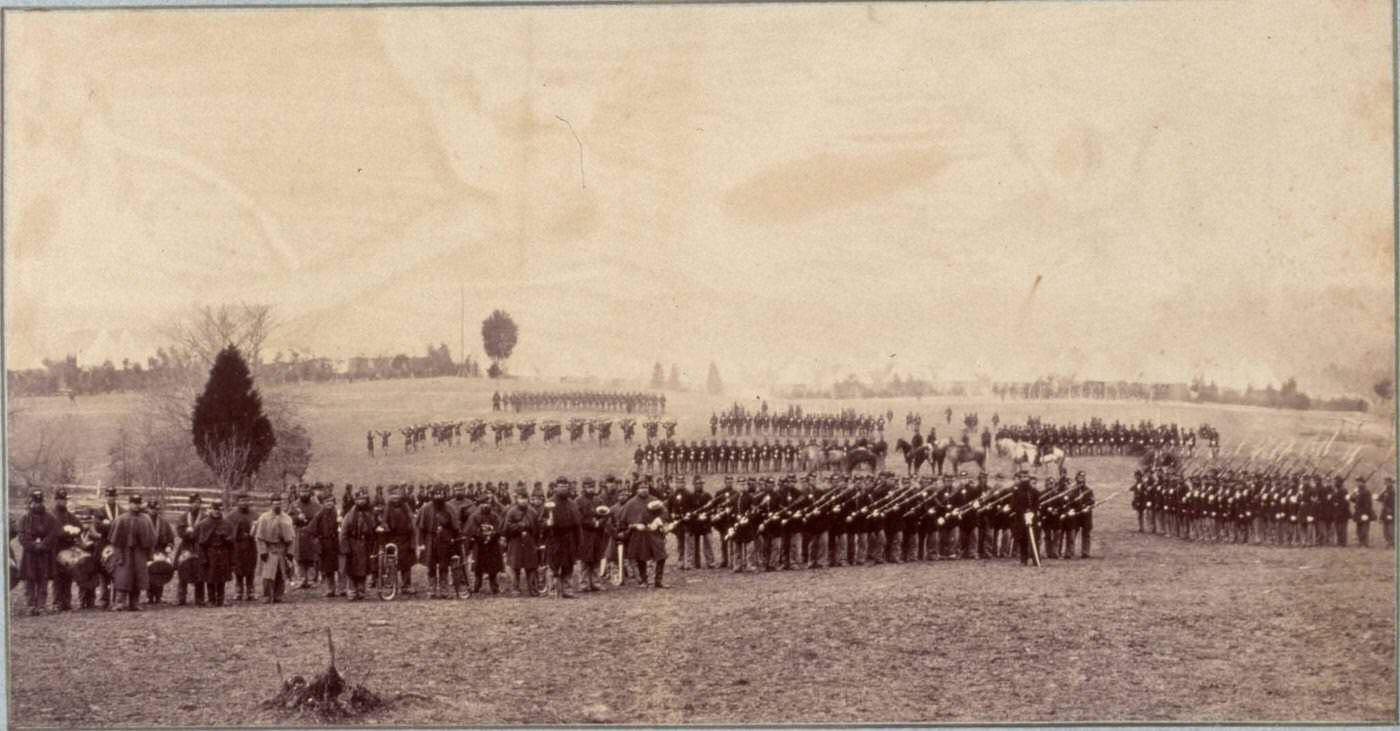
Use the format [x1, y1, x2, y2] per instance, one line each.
[895, 438, 933, 476]
[870, 440, 888, 471]
[997, 437, 1037, 465]
[1035, 446, 1067, 472]
[844, 447, 879, 474]
[942, 441, 987, 473]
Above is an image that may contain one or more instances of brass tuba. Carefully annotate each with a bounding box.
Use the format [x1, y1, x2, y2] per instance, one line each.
[377, 543, 399, 600]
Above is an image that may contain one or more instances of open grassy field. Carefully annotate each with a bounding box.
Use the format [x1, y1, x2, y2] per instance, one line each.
[5, 378, 1397, 726]
[9, 376, 1396, 489]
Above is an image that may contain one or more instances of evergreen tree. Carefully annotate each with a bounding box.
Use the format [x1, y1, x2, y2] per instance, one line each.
[650, 362, 665, 389]
[667, 364, 682, 390]
[191, 345, 276, 495]
[706, 362, 724, 395]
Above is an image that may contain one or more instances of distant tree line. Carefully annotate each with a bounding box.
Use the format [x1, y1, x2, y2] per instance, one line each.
[6, 343, 485, 398]
[778, 373, 1375, 414]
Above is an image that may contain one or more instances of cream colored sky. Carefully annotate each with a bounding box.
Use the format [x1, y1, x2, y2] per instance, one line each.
[4, 2, 1395, 392]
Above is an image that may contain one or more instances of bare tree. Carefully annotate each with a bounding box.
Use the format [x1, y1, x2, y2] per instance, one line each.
[163, 303, 279, 371]
[7, 406, 81, 488]
[203, 441, 254, 506]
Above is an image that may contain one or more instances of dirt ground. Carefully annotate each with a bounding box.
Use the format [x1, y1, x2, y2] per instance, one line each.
[6, 383, 1397, 725]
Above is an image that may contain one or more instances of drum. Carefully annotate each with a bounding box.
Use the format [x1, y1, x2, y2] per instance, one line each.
[58, 547, 98, 588]
[100, 545, 119, 576]
[9, 537, 22, 589]
[148, 551, 174, 587]
[175, 548, 199, 583]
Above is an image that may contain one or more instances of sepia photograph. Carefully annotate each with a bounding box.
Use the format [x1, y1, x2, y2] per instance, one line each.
[2, 0, 1396, 727]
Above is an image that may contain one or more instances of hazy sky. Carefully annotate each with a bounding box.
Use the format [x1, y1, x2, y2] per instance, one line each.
[5, 2, 1394, 393]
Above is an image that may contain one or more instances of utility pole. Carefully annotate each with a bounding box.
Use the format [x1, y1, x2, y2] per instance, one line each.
[459, 285, 465, 376]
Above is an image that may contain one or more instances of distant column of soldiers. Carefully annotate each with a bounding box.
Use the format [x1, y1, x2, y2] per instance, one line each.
[710, 403, 885, 438]
[493, 390, 665, 415]
[1131, 468, 1394, 549]
[630, 437, 891, 476]
[365, 421, 466, 457]
[367, 416, 630, 455]
[996, 418, 1220, 457]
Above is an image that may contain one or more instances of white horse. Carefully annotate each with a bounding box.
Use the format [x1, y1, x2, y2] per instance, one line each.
[1035, 446, 1068, 472]
[998, 438, 1067, 472]
[996, 437, 1033, 461]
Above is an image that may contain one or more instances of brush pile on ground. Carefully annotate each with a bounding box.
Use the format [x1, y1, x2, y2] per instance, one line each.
[261, 630, 385, 722]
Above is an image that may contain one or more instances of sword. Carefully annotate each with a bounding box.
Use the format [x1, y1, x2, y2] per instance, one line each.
[1025, 512, 1041, 568]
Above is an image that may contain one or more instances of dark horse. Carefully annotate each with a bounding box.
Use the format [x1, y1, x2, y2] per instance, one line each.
[843, 446, 879, 474]
[941, 441, 987, 474]
[895, 438, 933, 475]
[851, 438, 888, 472]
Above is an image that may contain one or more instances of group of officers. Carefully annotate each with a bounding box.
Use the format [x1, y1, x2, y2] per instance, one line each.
[710, 404, 885, 439]
[995, 419, 1220, 457]
[492, 390, 666, 415]
[1131, 466, 1396, 548]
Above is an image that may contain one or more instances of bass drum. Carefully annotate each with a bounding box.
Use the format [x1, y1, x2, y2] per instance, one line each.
[100, 545, 119, 577]
[175, 548, 200, 583]
[58, 547, 98, 589]
[9, 537, 22, 589]
[148, 551, 175, 588]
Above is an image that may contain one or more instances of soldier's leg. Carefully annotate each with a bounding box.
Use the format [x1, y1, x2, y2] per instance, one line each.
[1337, 519, 1348, 547]
[177, 579, 188, 606]
[701, 532, 715, 568]
[24, 579, 40, 614]
[1081, 526, 1092, 558]
[194, 579, 206, 606]
[1358, 521, 1369, 547]
[1383, 519, 1393, 548]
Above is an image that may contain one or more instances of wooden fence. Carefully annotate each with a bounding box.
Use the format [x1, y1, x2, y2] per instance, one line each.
[8, 484, 282, 525]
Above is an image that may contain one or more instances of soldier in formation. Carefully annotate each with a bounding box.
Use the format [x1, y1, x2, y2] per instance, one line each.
[998, 418, 1219, 457]
[1132, 459, 1394, 549]
[711, 404, 884, 439]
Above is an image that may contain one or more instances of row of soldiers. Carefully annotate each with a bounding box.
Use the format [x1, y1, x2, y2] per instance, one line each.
[493, 390, 666, 414]
[1131, 468, 1396, 548]
[995, 418, 1220, 457]
[629, 438, 866, 476]
[710, 406, 885, 439]
[664, 470, 1098, 569]
[12, 466, 1104, 617]
[365, 421, 467, 456]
